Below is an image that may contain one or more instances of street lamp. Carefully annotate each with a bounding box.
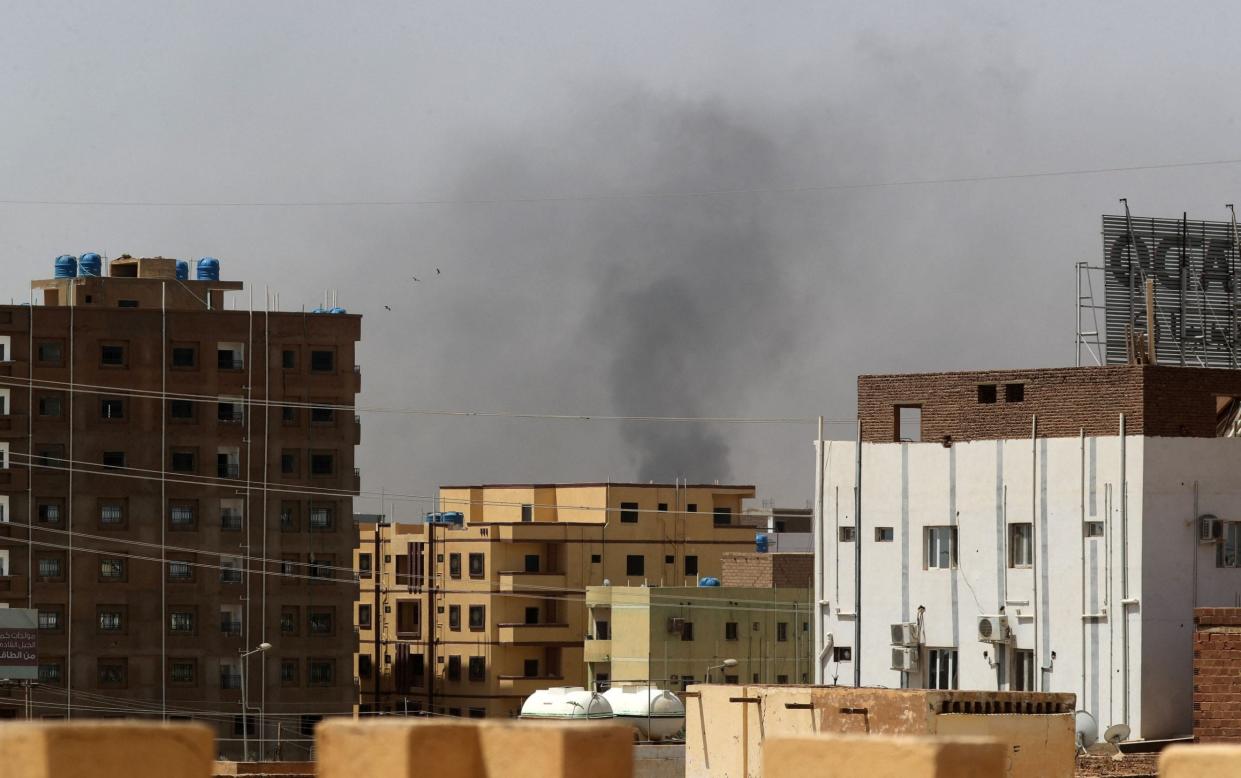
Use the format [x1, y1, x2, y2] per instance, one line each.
[705, 658, 738, 684]
[240, 642, 272, 762]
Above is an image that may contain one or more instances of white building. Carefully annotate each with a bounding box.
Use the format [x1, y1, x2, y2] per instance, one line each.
[817, 364, 1241, 740]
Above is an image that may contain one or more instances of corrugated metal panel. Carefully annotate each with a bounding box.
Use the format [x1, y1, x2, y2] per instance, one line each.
[1103, 214, 1241, 367]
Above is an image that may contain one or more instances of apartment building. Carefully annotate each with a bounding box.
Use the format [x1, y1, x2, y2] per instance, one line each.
[817, 364, 1241, 741]
[356, 482, 758, 718]
[584, 584, 811, 691]
[0, 256, 360, 759]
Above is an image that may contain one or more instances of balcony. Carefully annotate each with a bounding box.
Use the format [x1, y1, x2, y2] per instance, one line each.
[583, 638, 612, 663]
[498, 571, 568, 593]
[353, 415, 361, 445]
[496, 623, 576, 645]
[218, 463, 240, 479]
[217, 409, 244, 425]
[219, 619, 242, 636]
[220, 512, 243, 531]
[219, 672, 242, 690]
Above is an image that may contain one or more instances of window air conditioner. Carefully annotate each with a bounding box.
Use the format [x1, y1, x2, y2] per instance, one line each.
[890, 623, 920, 646]
[976, 615, 1011, 644]
[1200, 515, 1223, 544]
[667, 617, 685, 634]
[890, 646, 919, 672]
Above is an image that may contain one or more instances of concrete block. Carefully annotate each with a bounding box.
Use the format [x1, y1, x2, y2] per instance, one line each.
[316, 718, 633, 778]
[1160, 743, 1241, 776]
[764, 734, 1006, 778]
[0, 721, 213, 778]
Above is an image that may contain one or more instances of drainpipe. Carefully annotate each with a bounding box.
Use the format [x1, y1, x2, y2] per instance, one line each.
[1079, 429, 1087, 709]
[813, 416, 825, 684]
[1031, 415, 1040, 691]
[853, 419, 863, 688]
[1120, 413, 1131, 730]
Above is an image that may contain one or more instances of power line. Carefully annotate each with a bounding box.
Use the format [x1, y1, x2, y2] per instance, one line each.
[2, 157, 1240, 209]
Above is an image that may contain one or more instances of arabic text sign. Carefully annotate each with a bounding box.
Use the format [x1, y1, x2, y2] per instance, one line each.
[0, 609, 37, 680]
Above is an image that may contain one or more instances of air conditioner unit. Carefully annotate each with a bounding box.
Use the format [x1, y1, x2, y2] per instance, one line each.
[1200, 515, 1224, 544]
[976, 615, 1011, 644]
[891, 646, 919, 672]
[667, 617, 685, 634]
[890, 623, 920, 646]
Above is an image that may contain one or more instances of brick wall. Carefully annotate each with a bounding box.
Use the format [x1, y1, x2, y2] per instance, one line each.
[721, 553, 813, 589]
[1193, 607, 1241, 742]
[857, 364, 1241, 443]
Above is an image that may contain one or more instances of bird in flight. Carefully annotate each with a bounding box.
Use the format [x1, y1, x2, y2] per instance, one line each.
[412, 276, 420, 282]
[436, 268, 441, 275]
[384, 305, 391, 311]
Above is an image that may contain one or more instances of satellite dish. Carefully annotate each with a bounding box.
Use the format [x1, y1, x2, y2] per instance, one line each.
[1104, 723, 1131, 744]
[1074, 711, 1098, 748]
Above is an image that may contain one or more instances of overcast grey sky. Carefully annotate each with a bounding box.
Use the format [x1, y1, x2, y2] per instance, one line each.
[3, 2, 1241, 513]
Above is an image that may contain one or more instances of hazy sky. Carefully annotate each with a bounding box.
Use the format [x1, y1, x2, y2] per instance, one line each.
[3, 2, 1241, 514]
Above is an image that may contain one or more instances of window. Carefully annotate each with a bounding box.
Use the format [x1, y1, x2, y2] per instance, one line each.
[100, 398, 124, 419]
[686, 503, 698, 513]
[620, 502, 638, 523]
[37, 501, 62, 523]
[468, 708, 485, 719]
[594, 620, 610, 640]
[924, 526, 957, 570]
[449, 605, 461, 630]
[658, 502, 668, 512]
[310, 406, 335, 424]
[926, 648, 958, 690]
[99, 558, 125, 581]
[725, 622, 739, 641]
[118, 299, 138, 308]
[168, 561, 192, 582]
[99, 501, 124, 527]
[102, 451, 125, 469]
[358, 655, 373, 679]
[1008, 523, 1033, 568]
[447, 656, 462, 681]
[282, 350, 296, 369]
[309, 506, 333, 530]
[310, 349, 335, 372]
[97, 659, 127, 688]
[833, 646, 853, 662]
[591, 554, 602, 564]
[280, 607, 299, 636]
[308, 660, 334, 686]
[220, 556, 243, 583]
[685, 556, 698, 576]
[359, 553, 372, 578]
[681, 621, 694, 641]
[39, 662, 62, 684]
[664, 554, 674, 565]
[626, 555, 644, 577]
[468, 605, 485, 631]
[280, 502, 299, 531]
[896, 405, 922, 442]
[1085, 521, 1104, 538]
[281, 660, 298, 686]
[1012, 649, 1035, 691]
[307, 554, 332, 581]
[1223, 523, 1241, 568]
[977, 384, 997, 404]
[36, 342, 63, 364]
[217, 344, 244, 370]
[100, 344, 126, 367]
[98, 608, 124, 633]
[171, 346, 197, 368]
[217, 400, 244, 424]
[875, 527, 894, 542]
[713, 507, 733, 526]
[282, 405, 298, 424]
[38, 609, 61, 630]
[169, 502, 196, 529]
[170, 660, 196, 684]
[279, 450, 299, 476]
[838, 526, 856, 542]
[310, 453, 334, 475]
[470, 657, 486, 682]
[169, 400, 194, 420]
[37, 557, 62, 579]
[449, 553, 461, 578]
[308, 609, 334, 635]
[468, 553, 484, 578]
[37, 396, 62, 417]
[396, 602, 420, 636]
[1005, 383, 1025, 403]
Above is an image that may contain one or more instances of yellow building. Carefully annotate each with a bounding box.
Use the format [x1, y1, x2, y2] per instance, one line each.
[356, 482, 758, 718]
[584, 585, 812, 692]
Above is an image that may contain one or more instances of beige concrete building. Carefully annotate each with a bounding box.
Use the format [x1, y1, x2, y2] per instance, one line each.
[356, 482, 759, 718]
[584, 585, 811, 691]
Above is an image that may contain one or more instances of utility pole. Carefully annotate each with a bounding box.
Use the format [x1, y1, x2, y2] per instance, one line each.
[372, 516, 383, 710]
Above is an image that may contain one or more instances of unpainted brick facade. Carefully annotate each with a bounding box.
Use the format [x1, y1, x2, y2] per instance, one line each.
[1193, 608, 1241, 742]
[858, 364, 1241, 443]
[721, 552, 814, 589]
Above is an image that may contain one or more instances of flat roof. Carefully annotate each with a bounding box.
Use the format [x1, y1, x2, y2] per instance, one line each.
[439, 482, 756, 491]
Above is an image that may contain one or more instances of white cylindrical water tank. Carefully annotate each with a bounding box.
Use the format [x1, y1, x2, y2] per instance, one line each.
[519, 686, 613, 721]
[602, 685, 686, 741]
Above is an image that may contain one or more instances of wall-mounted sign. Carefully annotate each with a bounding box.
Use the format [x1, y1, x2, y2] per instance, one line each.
[0, 609, 38, 680]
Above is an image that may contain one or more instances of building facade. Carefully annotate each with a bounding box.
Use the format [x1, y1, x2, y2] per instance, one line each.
[356, 482, 759, 718]
[818, 364, 1241, 741]
[584, 585, 811, 691]
[0, 257, 360, 758]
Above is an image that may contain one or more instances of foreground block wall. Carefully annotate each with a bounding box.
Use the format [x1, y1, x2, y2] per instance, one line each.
[1193, 607, 1241, 742]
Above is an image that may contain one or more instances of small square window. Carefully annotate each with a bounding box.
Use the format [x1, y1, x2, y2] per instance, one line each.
[102, 451, 125, 469]
[170, 451, 195, 473]
[100, 398, 124, 419]
[665, 554, 675, 564]
[311, 406, 335, 424]
[658, 503, 668, 512]
[171, 346, 197, 368]
[874, 527, 894, 542]
[169, 400, 194, 420]
[168, 561, 193, 582]
[310, 349, 335, 372]
[1084, 521, 1104, 538]
[620, 502, 638, 523]
[310, 453, 334, 476]
[626, 554, 644, 576]
[37, 342, 63, 364]
[977, 384, 997, 404]
[282, 350, 296, 369]
[833, 646, 852, 662]
[100, 344, 126, 367]
[37, 396, 63, 417]
[839, 526, 856, 542]
[591, 554, 602, 564]
[1005, 383, 1025, 403]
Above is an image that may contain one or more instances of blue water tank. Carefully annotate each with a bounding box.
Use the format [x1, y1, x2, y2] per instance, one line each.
[175, 261, 189, 281]
[79, 253, 102, 277]
[196, 257, 220, 281]
[441, 511, 464, 526]
[698, 577, 721, 587]
[755, 533, 769, 553]
[53, 255, 77, 279]
[311, 306, 327, 314]
[329, 306, 347, 314]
